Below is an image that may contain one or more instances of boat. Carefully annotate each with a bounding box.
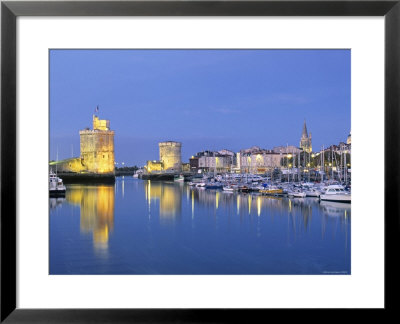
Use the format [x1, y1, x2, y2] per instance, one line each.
[319, 185, 351, 203]
[259, 186, 283, 196]
[249, 183, 263, 192]
[189, 178, 204, 186]
[238, 185, 250, 193]
[174, 174, 185, 182]
[305, 188, 321, 197]
[133, 173, 139, 178]
[223, 184, 238, 192]
[205, 182, 223, 189]
[288, 189, 306, 198]
[49, 171, 66, 196]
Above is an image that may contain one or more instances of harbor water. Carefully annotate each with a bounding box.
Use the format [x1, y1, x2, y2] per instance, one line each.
[50, 177, 351, 275]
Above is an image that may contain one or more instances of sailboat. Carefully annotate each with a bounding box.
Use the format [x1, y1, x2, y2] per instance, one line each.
[49, 146, 66, 196]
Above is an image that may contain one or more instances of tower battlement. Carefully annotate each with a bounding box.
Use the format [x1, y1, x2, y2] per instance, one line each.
[93, 115, 110, 131]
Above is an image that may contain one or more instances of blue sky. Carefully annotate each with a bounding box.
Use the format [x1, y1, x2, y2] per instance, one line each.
[50, 49, 350, 166]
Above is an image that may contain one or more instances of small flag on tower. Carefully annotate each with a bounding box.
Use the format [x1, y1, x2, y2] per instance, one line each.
[95, 105, 99, 113]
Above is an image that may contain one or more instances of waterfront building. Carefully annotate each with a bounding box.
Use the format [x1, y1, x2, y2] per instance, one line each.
[235, 152, 241, 171]
[196, 150, 234, 173]
[189, 156, 199, 172]
[218, 149, 236, 157]
[239, 147, 282, 174]
[50, 114, 115, 175]
[273, 145, 302, 155]
[182, 163, 190, 172]
[323, 141, 351, 154]
[300, 120, 312, 153]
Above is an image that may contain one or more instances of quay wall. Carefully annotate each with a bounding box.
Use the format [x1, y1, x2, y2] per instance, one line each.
[56, 172, 115, 184]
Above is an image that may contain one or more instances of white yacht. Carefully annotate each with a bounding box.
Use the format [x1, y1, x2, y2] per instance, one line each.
[319, 185, 351, 203]
[305, 188, 321, 197]
[288, 189, 306, 198]
[49, 171, 66, 196]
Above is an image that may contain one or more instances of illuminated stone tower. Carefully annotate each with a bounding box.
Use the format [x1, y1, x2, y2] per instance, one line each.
[300, 120, 312, 153]
[79, 115, 115, 174]
[159, 141, 182, 171]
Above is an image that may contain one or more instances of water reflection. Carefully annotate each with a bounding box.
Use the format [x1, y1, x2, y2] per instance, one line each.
[66, 184, 115, 252]
[188, 187, 350, 230]
[49, 197, 66, 210]
[50, 179, 351, 274]
[145, 181, 182, 220]
[141, 182, 350, 232]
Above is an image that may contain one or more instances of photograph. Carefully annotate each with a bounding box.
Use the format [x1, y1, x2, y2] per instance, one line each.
[49, 49, 351, 275]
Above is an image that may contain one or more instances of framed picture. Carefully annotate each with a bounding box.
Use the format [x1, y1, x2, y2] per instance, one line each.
[1, 0, 398, 321]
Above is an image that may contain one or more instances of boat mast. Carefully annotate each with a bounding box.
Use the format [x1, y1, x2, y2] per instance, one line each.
[56, 145, 58, 175]
[298, 151, 300, 182]
[321, 145, 324, 182]
[331, 148, 334, 180]
[291, 148, 293, 183]
[286, 144, 289, 184]
[344, 149, 347, 183]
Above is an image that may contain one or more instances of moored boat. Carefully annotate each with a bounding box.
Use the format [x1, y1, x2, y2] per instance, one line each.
[174, 174, 185, 182]
[260, 186, 283, 196]
[205, 182, 223, 189]
[288, 189, 306, 198]
[49, 171, 66, 196]
[305, 188, 321, 198]
[319, 185, 351, 203]
[238, 185, 250, 193]
[223, 184, 238, 192]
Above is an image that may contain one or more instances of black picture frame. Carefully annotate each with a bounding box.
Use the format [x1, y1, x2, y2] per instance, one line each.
[1, 0, 399, 322]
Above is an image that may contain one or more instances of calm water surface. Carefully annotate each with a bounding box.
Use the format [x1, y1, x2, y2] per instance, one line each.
[50, 177, 351, 274]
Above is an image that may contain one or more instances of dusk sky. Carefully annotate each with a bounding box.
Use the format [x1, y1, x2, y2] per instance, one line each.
[50, 49, 350, 166]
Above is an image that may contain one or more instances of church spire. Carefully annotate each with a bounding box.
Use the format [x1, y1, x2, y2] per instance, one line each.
[300, 120, 312, 153]
[302, 120, 308, 138]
